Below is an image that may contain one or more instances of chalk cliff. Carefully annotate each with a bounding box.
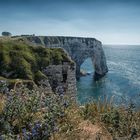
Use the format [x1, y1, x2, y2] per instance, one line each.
[24, 36, 108, 80]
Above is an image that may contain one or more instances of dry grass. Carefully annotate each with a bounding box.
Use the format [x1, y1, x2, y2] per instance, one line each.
[50, 104, 113, 140]
[0, 94, 6, 113]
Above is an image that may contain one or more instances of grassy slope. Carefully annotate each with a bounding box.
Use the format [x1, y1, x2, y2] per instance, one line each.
[0, 38, 73, 83]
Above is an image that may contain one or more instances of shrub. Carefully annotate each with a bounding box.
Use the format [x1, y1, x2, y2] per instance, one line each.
[0, 82, 140, 140]
[0, 39, 73, 83]
[80, 96, 140, 139]
[2, 32, 12, 37]
[0, 82, 71, 140]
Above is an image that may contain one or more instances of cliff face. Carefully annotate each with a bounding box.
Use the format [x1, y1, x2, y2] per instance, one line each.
[41, 63, 76, 98]
[24, 36, 108, 79]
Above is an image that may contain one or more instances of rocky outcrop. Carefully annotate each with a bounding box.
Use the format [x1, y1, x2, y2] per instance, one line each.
[24, 36, 108, 80]
[41, 63, 76, 98]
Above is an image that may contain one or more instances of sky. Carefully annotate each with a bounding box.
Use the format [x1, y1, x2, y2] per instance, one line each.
[0, 0, 140, 44]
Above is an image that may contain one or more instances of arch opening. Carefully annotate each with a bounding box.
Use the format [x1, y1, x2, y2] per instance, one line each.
[80, 58, 94, 77]
[77, 58, 97, 103]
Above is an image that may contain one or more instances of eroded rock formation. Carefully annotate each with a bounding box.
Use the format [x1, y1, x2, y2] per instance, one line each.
[40, 63, 76, 98]
[24, 36, 108, 80]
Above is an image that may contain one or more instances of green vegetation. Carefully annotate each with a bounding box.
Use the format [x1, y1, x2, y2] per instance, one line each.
[0, 83, 140, 140]
[81, 97, 140, 139]
[0, 82, 71, 140]
[1, 32, 12, 37]
[0, 39, 73, 83]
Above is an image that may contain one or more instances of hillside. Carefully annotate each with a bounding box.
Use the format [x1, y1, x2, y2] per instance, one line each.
[0, 38, 73, 83]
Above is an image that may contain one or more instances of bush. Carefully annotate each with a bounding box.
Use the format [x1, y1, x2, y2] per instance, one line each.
[80, 96, 140, 139]
[0, 81, 140, 139]
[0, 82, 71, 140]
[2, 32, 12, 37]
[0, 39, 73, 83]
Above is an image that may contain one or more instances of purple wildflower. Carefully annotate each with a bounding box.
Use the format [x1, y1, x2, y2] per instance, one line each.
[31, 128, 38, 136]
[0, 135, 3, 140]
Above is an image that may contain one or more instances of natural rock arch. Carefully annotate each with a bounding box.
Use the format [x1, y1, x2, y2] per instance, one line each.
[25, 36, 108, 80]
[66, 41, 108, 80]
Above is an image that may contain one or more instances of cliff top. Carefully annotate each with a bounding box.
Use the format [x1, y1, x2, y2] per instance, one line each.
[8, 35, 101, 46]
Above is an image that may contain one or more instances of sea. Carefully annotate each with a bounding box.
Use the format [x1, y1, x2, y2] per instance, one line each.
[77, 45, 140, 107]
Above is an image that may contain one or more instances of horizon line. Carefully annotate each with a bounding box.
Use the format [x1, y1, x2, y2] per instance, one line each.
[103, 44, 140, 46]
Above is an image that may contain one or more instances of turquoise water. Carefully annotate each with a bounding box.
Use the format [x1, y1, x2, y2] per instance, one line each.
[77, 45, 140, 106]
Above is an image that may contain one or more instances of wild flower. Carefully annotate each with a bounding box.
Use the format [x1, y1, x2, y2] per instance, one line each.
[31, 128, 38, 136]
[0, 135, 4, 140]
[22, 128, 30, 139]
[0, 80, 9, 94]
[0, 83, 140, 140]
[34, 122, 41, 129]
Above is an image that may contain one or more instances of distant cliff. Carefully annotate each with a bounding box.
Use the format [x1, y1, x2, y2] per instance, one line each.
[19, 36, 108, 80]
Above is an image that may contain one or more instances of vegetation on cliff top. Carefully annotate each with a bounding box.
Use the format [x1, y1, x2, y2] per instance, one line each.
[0, 39, 73, 83]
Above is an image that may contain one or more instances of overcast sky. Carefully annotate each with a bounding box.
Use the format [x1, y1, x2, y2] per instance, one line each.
[0, 0, 140, 44]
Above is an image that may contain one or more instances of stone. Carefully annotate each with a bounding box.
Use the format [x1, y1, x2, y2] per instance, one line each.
[43, 64, 77, 98]
[25, 36, 108, 80]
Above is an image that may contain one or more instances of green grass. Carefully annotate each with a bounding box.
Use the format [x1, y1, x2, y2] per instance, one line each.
[0, 39, 73, 83]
